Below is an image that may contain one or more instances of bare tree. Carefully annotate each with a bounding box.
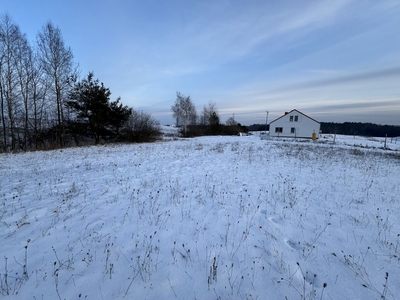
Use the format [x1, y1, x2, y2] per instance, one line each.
[200, 101, 219, 126]
[226, 116, 238, 126]
[171, 94, 182, 127]
[0, 17, 6, 151]
[0, 14, 22, 152]
[36, 21, 76, 147]
[30, 50, 49, 149]
[171, 91, 197, 137]
[14, 30, 34, 150]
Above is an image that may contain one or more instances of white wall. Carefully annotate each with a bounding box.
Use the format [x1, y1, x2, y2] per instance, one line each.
[269, 110, 320, 138]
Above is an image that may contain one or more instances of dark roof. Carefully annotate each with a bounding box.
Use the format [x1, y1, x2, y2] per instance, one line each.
[269, 109, 320, 125]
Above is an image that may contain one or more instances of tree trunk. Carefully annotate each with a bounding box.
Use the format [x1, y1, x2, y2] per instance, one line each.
[0, 94, 7, 152]
[6, 96, 16, 152]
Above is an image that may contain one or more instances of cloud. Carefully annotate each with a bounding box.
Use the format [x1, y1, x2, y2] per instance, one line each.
[270, 66, 400, 93]
[267, 0, 352, 36]
[128, 0, 357, 78]
[308, 98, 400, 113]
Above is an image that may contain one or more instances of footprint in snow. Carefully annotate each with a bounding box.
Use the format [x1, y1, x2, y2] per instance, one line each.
[296, 268, 321, 288]
[268, 215, 284, 225]
[285, 239, 300, 250]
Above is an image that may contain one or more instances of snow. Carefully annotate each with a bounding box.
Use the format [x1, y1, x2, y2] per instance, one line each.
[1, 134, 399, 299]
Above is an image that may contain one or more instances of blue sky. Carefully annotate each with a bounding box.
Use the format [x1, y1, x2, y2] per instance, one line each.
[2, 0, 400, 125]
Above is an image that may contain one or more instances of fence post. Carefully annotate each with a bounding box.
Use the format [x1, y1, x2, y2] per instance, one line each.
[384, 134, 387, 149]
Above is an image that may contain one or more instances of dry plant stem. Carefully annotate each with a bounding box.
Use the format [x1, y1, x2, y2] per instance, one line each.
[23, 239, 30, 280]
[331, 252, 390, 298]
[3, 257, 9, 296]
[124, 232, 157, 297]
[53, 262, 62, 300]
[168, 273, 177, 297]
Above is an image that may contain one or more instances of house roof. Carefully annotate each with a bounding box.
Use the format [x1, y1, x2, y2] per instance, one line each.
[269, 109, 320, 125]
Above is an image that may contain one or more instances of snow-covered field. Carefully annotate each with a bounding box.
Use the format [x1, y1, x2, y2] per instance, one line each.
[1, 134, 399, 299]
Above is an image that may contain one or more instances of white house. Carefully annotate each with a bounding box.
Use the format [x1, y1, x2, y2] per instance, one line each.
[269, 109, 320, 139]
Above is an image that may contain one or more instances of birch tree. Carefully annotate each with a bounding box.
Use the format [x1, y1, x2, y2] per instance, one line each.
[0, 14, 22, 151]
[14, 30, 34, 150]
[171, 91, 197, 137]
[37, 21, 75, 147]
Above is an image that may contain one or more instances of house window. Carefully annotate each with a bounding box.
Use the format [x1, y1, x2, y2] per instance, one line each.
[291, 127, 296, 133]
[275, 127, 283, 133]
[290, 116, 293, 122]
[294, 115, 299, 122]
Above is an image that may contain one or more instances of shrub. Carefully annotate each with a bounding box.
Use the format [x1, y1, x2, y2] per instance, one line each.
[121, 110, 162, 143]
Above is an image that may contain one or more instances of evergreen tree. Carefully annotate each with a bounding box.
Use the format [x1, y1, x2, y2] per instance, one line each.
[109, 97, 132, 135]
[67, 72, 132, 144]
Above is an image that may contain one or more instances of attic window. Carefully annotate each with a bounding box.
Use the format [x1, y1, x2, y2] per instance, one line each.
[290, 116, 293, 122]
[275, 127, 283, 133]
[294, 115, 299, 122]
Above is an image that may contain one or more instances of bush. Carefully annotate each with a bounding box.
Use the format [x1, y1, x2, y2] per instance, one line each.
[121, 110, 162, 143]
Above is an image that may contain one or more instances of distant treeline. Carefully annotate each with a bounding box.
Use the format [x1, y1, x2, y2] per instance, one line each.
[247, 124, 269, 131]
[247, 123, 400, 137]
[320, 122, 400, 137]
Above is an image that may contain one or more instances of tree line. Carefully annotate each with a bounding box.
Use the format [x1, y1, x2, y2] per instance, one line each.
[171, 92, 247, 137]
[0, 14, 160, 153]
[320, 122, 400, 137]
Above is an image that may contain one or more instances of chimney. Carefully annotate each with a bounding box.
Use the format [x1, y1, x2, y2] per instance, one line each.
[284, 112, 289, 115]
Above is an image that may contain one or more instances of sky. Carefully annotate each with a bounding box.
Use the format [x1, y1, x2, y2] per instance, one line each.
[1, 0, 400, 125]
